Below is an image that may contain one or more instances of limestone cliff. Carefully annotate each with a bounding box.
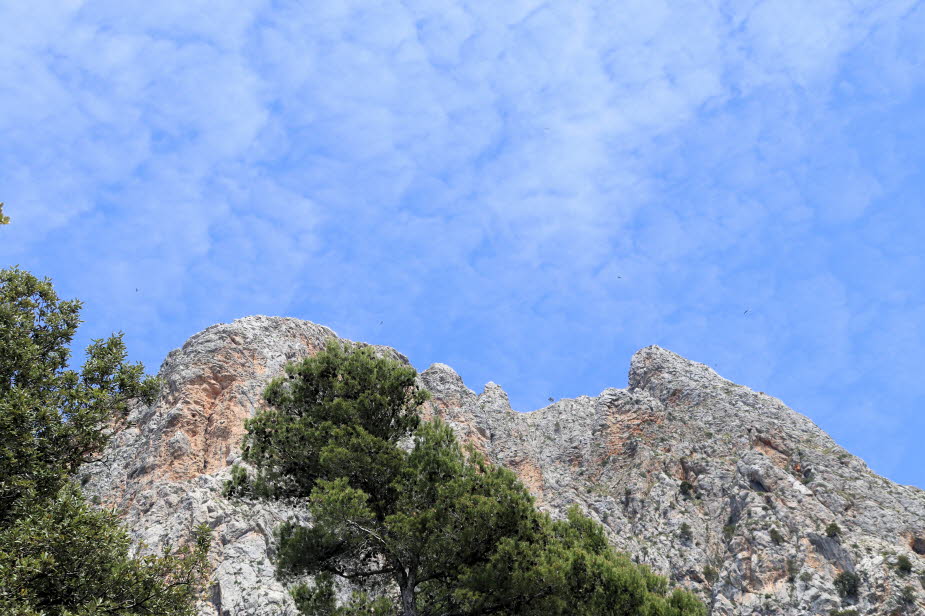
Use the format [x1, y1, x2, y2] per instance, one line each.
[81, 316, 925, 615]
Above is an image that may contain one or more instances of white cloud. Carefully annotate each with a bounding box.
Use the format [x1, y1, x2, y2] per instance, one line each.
[1, 0, 924, 483]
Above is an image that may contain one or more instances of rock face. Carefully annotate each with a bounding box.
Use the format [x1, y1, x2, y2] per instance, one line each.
[82, 316, 925, 616]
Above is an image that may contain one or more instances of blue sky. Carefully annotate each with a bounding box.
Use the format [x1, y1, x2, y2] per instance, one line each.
[2, 1, 924, 487]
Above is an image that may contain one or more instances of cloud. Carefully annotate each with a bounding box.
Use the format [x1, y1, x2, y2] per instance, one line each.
[1, 0, 924, 485]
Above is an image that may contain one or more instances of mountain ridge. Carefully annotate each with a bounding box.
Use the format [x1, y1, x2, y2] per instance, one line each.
[81, 316, 925, 615]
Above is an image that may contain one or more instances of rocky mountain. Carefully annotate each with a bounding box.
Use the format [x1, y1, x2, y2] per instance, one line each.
[81, 316, 925, 615]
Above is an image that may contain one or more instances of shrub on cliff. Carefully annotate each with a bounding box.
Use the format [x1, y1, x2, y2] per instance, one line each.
[228, 340, 705, 616]
[0, 266, 211, 616]
[895, 554, 913, 575]
[834, 571, 860, 599]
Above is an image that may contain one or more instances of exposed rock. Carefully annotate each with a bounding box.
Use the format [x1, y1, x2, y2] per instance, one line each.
[806, 533, 855, 572]
[82, 319, 925, 616]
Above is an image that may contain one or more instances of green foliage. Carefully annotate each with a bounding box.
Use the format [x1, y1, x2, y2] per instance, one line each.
[679, 480, 694, 499]
[723, 524, 736, 542]
[0, 203, 8, 225]
[0, 485, 210, 615]
[291, 573, 337, 616]
[834, 571, 860, 598]
[0, 267, 210, 615]
[786, 559, 799, 583]
[895, 554, 912, 575]
[231, 341, 705, 616]
[826, 522, 841, 539]
[222, 463, 251, 499]
[0, 267, 160, 520]
[230, 340, 428, 501]
[897, 585, 916, 607]
[679, 522, 693, 543]
[828, 609, 858, 616]
[703, 565, 719, 584]
[290, 572, 395, 616]
[769, 528, 785, 545]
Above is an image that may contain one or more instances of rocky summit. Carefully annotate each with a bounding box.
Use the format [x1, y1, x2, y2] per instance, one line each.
[80, 316, 925, 616]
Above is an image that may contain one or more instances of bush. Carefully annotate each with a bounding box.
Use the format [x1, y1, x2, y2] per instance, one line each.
[769, 528, 785, 545]
[826, 522, 842, 539]
[786, 559, 799, 583]
[898, 585, 916, 606]
[834, 571, 860, 598]
[679, 481, 695, 499]
[679, 522, 693, 543]
[703, 565, 719, 584]
[895, 554, 913, 575]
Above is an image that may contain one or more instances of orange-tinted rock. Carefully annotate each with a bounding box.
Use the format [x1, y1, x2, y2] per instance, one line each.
[81, 323, 925, 616]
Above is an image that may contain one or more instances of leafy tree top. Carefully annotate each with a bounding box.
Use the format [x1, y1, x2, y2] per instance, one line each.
[234, 340, 428, 502]
[0, 267, 159, 522]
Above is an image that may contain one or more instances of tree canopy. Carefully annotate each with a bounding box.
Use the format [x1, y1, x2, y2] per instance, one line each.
[0, 267, 159, 522]
[0, 266, 211, 616]
[229, 341, 705, 616]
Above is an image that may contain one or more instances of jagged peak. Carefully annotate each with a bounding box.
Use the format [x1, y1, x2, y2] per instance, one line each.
[478, 381, 512, 413]
[628, 344, 724, 394]
[169, 315, 335, 359]
[420, 363, 472, 398]
[200, 314, 336, 341]
[422, 362, 461, 377]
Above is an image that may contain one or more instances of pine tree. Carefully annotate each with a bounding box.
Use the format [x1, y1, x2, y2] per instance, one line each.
[229, 341, 705, 616]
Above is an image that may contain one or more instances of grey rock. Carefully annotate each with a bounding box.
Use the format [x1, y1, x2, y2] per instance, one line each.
[82, 320, 925, 616]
